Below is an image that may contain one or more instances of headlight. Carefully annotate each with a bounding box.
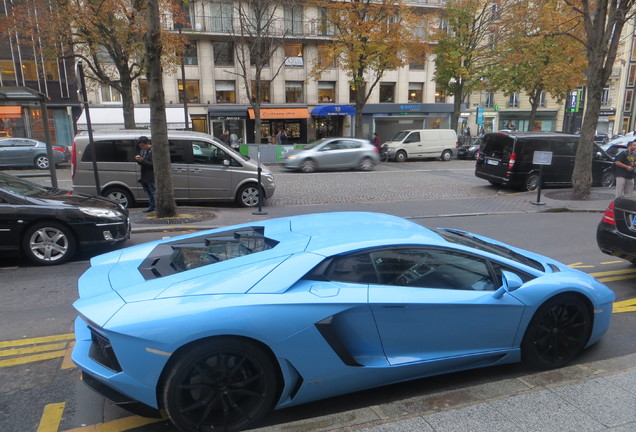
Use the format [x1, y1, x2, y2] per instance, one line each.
[79, 207, 122, 218]
[286, 155, 298, 160]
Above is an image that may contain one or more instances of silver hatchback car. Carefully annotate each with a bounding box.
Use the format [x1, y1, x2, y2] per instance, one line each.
[283, 138, 380, 173]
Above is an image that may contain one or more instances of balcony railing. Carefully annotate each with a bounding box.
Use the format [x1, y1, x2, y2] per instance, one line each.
[179, 17, 336, 38]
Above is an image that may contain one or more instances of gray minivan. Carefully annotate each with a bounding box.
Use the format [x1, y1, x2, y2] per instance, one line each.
[475, 131, 615, 191]
[71, 130, 275, 208]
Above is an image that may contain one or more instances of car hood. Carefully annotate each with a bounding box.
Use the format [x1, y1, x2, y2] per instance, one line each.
[25, 189, 124, 210]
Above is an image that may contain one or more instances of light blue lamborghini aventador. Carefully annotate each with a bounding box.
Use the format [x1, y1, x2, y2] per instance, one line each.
[72, 212, 614, 432]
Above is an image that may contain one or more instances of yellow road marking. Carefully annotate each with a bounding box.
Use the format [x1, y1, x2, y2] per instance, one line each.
[0, 342, 67, 357]
[568, 262, 595, 268]
[0, 350, 67, 367]
[589, 268, 636, 277]
[601, 260, 626, 264]
[37, 403, 65, 432]
[0, 333, 74, 348]
[614, 298, 636, 314]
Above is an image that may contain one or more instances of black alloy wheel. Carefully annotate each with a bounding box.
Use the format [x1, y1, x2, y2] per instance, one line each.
[162, 338, 278, 432]
[521, 294, 592, 369]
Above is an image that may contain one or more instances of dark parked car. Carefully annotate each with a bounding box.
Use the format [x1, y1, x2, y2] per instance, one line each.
[0, 137, 67, 169]
[0, 172, 130, 265]
[457, 137, 482, 160]
[475, 132, 615, 191]
[283, 138, 380, 172]
[597, 192, 636, 264]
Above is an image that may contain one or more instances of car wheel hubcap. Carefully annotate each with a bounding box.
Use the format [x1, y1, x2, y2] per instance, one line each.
[242, 188, 259, 206]
[30, 228, 68, 261]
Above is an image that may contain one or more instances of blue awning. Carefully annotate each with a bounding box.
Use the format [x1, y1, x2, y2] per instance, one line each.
[311, 105, 356, 116]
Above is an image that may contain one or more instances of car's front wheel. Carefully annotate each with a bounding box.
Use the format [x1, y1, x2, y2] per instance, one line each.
[395, 150, 408, 162]
[521, 294, 591, 369]
[236, 183, 260, 207]
[358, 157, 374, 171]
[300, 159, 317, 173]
[22, 221, 76, 265]
[34, 154, 50, 170]
[162, 338, 279, 432]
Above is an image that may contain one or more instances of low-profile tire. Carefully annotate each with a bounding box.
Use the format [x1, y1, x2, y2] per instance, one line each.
[521, 294, 592, 369]
[358, 157, 374, 171]
[22, 221, 76, 265]
[162, 338, 279, 432]
[395, 150, 407, 162]
[300, 159, 317, 173]
[34, 154, 50, 170]
[524, 173, 541, 191]
[103, 186, 134, 208]
[440, 149, 453, 161]
[236, 183, 260, 207]
[600, 170, 615, 187]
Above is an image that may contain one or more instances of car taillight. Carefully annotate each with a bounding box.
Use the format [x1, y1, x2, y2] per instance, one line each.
[507, 152, 516, 170]
[601, 201, 616, 225]
[53, 146, 65, 153]
[71, 140, 77, 179]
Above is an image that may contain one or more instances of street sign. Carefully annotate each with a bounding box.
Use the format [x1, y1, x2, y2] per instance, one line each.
[533, 151, 553, 165]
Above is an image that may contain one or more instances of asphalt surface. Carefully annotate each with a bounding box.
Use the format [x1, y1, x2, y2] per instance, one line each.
[124, 187, 636, 432]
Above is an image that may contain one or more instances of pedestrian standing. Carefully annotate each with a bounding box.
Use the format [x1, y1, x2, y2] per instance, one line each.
[276, 129, 283, 145]
[614, 140, 636, 198]
[372, 132, 382, 150]
[220, 130, 231, 146]
[135, 136, 156, 212]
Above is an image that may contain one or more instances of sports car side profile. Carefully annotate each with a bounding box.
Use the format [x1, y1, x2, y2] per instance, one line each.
[72, 212, 614, 432]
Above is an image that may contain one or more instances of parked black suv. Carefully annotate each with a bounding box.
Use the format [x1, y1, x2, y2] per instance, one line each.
[475, 131, 615, 191]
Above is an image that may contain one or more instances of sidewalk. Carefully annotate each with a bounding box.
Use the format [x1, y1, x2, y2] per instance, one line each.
[128, 187, 616, 233]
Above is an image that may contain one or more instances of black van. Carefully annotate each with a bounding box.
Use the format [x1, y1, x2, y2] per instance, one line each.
[475, 131, 615, 191]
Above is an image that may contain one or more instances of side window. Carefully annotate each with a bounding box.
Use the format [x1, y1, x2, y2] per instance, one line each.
[81, 140, 136, 162]
[322, 140, 343, 150]
[411, 132, 420, 142]
[371, 248, 496, 291]
[341, 140, 361, 149]
[15, 139, 33, 147]
[326, 252, 378, 284]
[552, 139, 576, 157]
[489, 261, 534, 285]
[190, 140, 231, 165]
[168, 140, 187, 164]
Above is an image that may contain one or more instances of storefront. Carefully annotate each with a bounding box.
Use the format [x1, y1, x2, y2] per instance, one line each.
[310, 105, 355, 139]
[498, 110, 559, 132]
[247, 107, 309, 144]
[362, 103, 455, 141]
[208, 105, 249, 144]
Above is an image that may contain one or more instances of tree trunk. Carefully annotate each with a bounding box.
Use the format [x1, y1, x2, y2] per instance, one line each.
[451, 85, 463, 132]
[572, 85, 602, 198]
[145, 0, 177, 217]
[120, 81, 136, 129]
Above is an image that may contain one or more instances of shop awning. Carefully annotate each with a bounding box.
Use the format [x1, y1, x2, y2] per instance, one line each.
[248, 108, 310, 119]
[311, 105, 356, 116]
[0, 106, 22, 118]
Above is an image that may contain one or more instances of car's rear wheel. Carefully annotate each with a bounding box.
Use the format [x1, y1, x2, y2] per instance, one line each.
[395, 150, 407, 162]
[440, 149, 453, 161]
[524, 173, 540, 191]
[22, 221, 76, 265]
[34, 155, 50, 170]
[103, 186, 134, 208]
[162, 338, 278, 432]
[358, 157, 374, 171]
[300, 159, 317, 173]
[521, 294, 591, 369]
[600, 169, 615, 187]
[236, 183, 260, 207]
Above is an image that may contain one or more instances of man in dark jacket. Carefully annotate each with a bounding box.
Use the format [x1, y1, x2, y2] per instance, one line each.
[135, 136, 156, 212]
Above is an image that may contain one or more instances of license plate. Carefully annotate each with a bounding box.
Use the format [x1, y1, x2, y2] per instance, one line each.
[486, 159, 499, 166]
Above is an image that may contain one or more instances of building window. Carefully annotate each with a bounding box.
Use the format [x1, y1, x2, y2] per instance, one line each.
[215, 80, 235, 103]
[100, 83, 122, 103]
[284, 5, 303, 35]
[21, 60, 38, 80]
[285, 81, 304, 103]
[319, 8, 335, 36]
[508, 92, 520, 108]
[379, 82, 395, 103]
[539, 92, 547, 108]
[139, 79, 149, 103]
[213, 41, 234, 66]
[601, 87, 610, 106]
[179, 79, 200, 103]
[435, 85, 446, 103]
[318, 81, 335, 103]
[0, 60, 16, 82]
[625, 89, 633, 112]
[409, 62, 425, 70]
[251, 80, 271, 103]
[184, 43, 198, 65]
[484, 92, 495, 108]
[210, 2, 233, 32]
[408, 83, 423, 102]
[350, 82, 366, 103]
[284, 44, 303, 67]
[317, 45, 335, 68]
[44, 61, 60, 81]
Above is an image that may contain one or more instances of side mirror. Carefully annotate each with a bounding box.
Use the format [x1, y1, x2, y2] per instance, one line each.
[223, 159, 230, 167]
[493, 270, 524, 299]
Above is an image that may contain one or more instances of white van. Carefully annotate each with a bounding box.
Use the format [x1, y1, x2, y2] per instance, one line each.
[71, 130, 275, 208]
[384, 129, 459, 162]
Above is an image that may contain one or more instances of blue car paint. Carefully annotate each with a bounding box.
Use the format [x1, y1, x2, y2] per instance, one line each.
[72, 212, 615, 415]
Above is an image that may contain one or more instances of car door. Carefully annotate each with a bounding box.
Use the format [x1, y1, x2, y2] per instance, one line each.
[13, 139, 38, 166]
[366, 247, 526, 366]
[186, 139, 233, 200]
[405, 132, 422, 157]
[545, 138, 576, 185]
[166, 140, 190, 200]
[0, 139, 15, 166]
[0, 191, 19, 251]
[315, 139, 350, 168]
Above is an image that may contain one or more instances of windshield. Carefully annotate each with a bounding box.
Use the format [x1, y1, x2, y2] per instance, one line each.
[0, 173, 49, 197]
[434, 228, 544, 271]
[390, 131, 410, 141]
